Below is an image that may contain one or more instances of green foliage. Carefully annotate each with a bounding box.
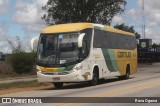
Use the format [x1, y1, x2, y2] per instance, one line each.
[7, 36, 37, 74]
[9, 52, 36, 74]
[42, 0, 126, 25]
[152, 43, 160, 48]
[114, 23, 141, 39]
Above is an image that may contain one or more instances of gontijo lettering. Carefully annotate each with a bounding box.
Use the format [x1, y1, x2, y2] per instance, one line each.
[118, 52, 131, 58]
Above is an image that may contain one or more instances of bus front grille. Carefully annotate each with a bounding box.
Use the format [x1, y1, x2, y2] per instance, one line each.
[42, 72, 70, 75]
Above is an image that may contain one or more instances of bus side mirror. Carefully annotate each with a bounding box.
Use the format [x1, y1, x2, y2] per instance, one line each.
[78, 33, 85, 48]
[30, 37, 39, 52]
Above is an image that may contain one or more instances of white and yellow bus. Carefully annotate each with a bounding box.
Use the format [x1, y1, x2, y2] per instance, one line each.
[36, 23, 137, 88]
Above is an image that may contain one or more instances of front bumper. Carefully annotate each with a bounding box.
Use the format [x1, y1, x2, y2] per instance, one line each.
[37, 71, 85, 83]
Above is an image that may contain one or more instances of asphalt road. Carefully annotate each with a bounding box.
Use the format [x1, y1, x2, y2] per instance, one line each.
[0, 63, 160, 106]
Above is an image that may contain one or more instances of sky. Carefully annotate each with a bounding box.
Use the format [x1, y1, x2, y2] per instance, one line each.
[0, 0, 160, 53]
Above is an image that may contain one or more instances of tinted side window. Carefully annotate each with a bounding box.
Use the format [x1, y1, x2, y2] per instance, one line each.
[93, 29, 136, 50]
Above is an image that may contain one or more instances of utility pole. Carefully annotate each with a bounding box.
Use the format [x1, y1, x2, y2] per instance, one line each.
[142, 0, 145, 38]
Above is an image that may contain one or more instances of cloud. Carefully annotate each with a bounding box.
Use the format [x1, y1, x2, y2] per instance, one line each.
[11, 0, 49, 52]
[137, 0, 160, 25]
[0, 41, 10, 53]
[0, 0, 8, 6]
[0, 23, 32, 53]
[0, 29, 7, 42]
[147, 22, 157, 27]
[0, 0, 8, 14]
[35, 0, 48, 7]
[13, 0, 48, 33]
[0, 23, 11, 53]
[128, 9, 137, 20]
[13, 3, 39, 24]
[111, 0, 160, 43]
[112, 16, 124, 25]
[142, 0, 160, 43]
[145, 28, 160, 43]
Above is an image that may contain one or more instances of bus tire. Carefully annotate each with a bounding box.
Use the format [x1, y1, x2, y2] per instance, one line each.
[53, 82, 63, 89]
[99, 78, 105, 83]
[125, 65, 130, 79]
[89, 68, 99, 86]
[118, 65, 130, 80]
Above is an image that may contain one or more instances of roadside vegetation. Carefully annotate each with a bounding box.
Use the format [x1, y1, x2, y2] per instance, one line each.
[0, 80, 52, 95]
[0, 80, 39, 90]
[0, 36, 37, 80]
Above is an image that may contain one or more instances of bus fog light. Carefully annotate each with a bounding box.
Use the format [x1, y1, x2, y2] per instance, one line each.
[75, 75, 79, 79]
[36, 66, 41, 72]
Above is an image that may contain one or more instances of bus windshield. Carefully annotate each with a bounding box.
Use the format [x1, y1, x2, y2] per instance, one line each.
[37, 32, 80, 67]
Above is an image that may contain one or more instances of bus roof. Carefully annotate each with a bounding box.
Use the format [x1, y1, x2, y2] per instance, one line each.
[42, 23, 93, 33]
[106, 26, 134, 36]
[93, 24, 135, 36]
[41, 23, 135, 36]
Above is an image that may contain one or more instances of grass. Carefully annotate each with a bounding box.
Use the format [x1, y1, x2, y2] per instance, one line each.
[0, 73, 36, 80]
[0, 80, 50, 90]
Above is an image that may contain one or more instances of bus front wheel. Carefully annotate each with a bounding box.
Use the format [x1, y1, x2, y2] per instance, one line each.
[53, 82, 63, 89]
[89, 69, 99, 86]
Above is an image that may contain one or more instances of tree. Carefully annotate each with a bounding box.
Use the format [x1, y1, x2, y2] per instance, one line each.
[8, 36, 23, 54]
[152, 43, 159, 48]
[114, 23, 141, 39]
[42, 0, 126, 25]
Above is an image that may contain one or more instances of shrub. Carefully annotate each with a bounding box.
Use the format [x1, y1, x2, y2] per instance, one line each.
[9, 52, 36, 74]
[7, 36, 37, 74]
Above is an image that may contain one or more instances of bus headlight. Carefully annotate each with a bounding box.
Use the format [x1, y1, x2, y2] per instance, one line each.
[74, 63, 82, 70]
[36, 66, 41, 72]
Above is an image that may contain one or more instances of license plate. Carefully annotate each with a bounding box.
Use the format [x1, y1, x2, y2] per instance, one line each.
[52, 77, 60, 80]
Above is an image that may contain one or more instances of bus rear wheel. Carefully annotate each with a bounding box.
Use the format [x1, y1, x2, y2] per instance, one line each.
[125, 65, 130, 79]
[53, 82, 63, 89]
[118, 65, 130, 80]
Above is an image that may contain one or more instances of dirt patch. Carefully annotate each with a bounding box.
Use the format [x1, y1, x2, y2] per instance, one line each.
[0, 83, 53, 95]
[0, 61, 13, 75]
